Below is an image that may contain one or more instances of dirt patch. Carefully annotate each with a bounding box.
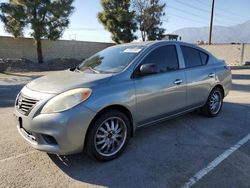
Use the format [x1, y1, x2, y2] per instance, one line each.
[0, 58, 82, 73]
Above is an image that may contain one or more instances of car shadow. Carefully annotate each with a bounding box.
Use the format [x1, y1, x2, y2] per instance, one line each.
[232, 74, 250, 80]
[47, 112, 200, 188]
[231, 83, 250, 93]
[48, 101, 250, 188]
[231, 68, 250, 93]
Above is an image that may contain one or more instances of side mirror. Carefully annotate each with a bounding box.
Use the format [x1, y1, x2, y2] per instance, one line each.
[140, 63, 158, 75]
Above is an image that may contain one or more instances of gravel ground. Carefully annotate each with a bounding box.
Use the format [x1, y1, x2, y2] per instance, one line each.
[0, 58, 81, 72]
[0, 69, 249, 188]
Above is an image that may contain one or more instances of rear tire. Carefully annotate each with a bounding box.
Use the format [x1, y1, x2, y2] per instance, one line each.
[85, 110, 131, 161]
[201, 87, 223, 117]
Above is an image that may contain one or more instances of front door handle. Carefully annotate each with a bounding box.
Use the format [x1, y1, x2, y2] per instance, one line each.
[174, 79, 183, 85]
[208, 73, 215, 78]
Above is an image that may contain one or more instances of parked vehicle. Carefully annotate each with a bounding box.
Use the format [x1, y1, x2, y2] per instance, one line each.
[14, 41, 232, 161]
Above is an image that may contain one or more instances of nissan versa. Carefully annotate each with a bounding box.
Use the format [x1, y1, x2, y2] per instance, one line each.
[14, 41, 232, 161]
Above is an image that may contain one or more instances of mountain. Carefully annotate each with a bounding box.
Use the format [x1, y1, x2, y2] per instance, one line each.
[172, 20, 250, 43]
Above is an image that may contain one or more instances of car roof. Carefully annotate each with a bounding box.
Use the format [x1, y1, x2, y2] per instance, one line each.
[114, 40, 213, 57]
[117, 40, 198, 47]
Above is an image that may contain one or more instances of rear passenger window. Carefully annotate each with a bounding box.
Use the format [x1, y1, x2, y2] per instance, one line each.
[199, 51, 209, 65]
[142, 45, 179, 73]
[181, 46, 208, 68]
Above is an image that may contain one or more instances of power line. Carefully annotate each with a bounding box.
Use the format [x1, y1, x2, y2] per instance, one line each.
[195, 0, 211, 6]
[167, 5, 209, 20]
[166, 12, 208, 25]
[174, 0, 210, 13]
[173, 0, 241, 23]
[195, 0, 249, 20]
[167, 5, 232, 25]
[216, 7, 249, 19]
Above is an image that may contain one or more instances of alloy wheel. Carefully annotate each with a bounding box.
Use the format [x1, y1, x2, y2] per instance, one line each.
[209, 91, 222, 114]
[94, 117, 127, 157]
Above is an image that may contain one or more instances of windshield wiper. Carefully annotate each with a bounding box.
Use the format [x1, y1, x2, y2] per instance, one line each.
[72, 65, 81, 72]
[87, 67, 100, 74]
[76, 66, 100, 74]
[75, 66, 113, 74]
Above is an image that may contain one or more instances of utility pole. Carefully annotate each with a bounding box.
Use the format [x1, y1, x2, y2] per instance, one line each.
[208, 0, 215, 45]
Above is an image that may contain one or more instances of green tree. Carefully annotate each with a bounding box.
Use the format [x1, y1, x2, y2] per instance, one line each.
[133, 0, 165, 41]
[0, 0, 74, 64]
[98, 0, 137, 44]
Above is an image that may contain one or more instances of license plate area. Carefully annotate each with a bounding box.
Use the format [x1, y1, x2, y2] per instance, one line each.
[18, 116, 23, 128]
[17, 116, 37, 142]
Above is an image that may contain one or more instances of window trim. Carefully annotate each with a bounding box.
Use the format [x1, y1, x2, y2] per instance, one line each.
[199, 50, 209, 65]
[180, 45, 209, 69]
[132, 44, 180, 78]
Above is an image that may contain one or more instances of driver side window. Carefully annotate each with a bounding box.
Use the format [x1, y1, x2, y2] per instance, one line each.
[141, 45, 179, 73]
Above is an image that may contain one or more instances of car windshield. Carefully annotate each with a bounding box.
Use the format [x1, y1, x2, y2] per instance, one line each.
[77, 45, 144, 73]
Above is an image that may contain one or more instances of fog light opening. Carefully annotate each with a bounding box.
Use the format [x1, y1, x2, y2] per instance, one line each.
[42, 135, 58, 145]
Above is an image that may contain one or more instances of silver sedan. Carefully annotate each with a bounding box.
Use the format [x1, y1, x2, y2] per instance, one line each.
[14, 41, 232, 161]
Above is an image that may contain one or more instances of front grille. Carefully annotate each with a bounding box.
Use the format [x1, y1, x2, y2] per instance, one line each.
[16, 93, 39, 115]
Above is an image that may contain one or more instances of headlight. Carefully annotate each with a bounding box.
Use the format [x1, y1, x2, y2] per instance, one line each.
[41, 88, 92, 114]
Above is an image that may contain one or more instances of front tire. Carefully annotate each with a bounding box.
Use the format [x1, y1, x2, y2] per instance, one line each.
[85, 110, 131, 161]
[201, 87, 223, 117]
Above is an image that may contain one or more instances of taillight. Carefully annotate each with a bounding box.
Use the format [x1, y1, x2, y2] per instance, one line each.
[224, 65, 231, 71]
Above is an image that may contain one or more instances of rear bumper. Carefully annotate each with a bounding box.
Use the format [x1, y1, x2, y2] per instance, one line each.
[216, 66, 232, 97]
[223, 73, 232, 97]
[14, 104, 96, 155]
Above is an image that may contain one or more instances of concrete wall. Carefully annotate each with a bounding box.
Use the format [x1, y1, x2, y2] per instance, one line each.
[0, 36, 250, 66]
[0, 36, 114, 62]
[199, 44, 250, 66]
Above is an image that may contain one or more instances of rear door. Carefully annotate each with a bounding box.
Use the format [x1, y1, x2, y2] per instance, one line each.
[180, 45, 215, 108]
[133, 44, 187, 125]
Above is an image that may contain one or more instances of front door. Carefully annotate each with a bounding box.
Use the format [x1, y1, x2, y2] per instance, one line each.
[134, 45, 187, 126]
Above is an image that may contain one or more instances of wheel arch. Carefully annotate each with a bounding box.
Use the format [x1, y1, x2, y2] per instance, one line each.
[212, 84, 225, 98]
[84, 104, 135, 148]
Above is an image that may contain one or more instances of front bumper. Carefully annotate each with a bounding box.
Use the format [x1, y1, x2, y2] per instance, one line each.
[14, 87, 96, 155]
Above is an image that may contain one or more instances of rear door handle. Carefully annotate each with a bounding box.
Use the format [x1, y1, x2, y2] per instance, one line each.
[174, 79, 183, 85]
[208, 73, 215, 78]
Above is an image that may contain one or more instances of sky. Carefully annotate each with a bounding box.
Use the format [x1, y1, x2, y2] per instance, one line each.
[0, 0, 250, 42]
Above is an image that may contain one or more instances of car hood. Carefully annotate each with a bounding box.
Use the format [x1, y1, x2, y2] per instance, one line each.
[26, 70, 112, 94]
